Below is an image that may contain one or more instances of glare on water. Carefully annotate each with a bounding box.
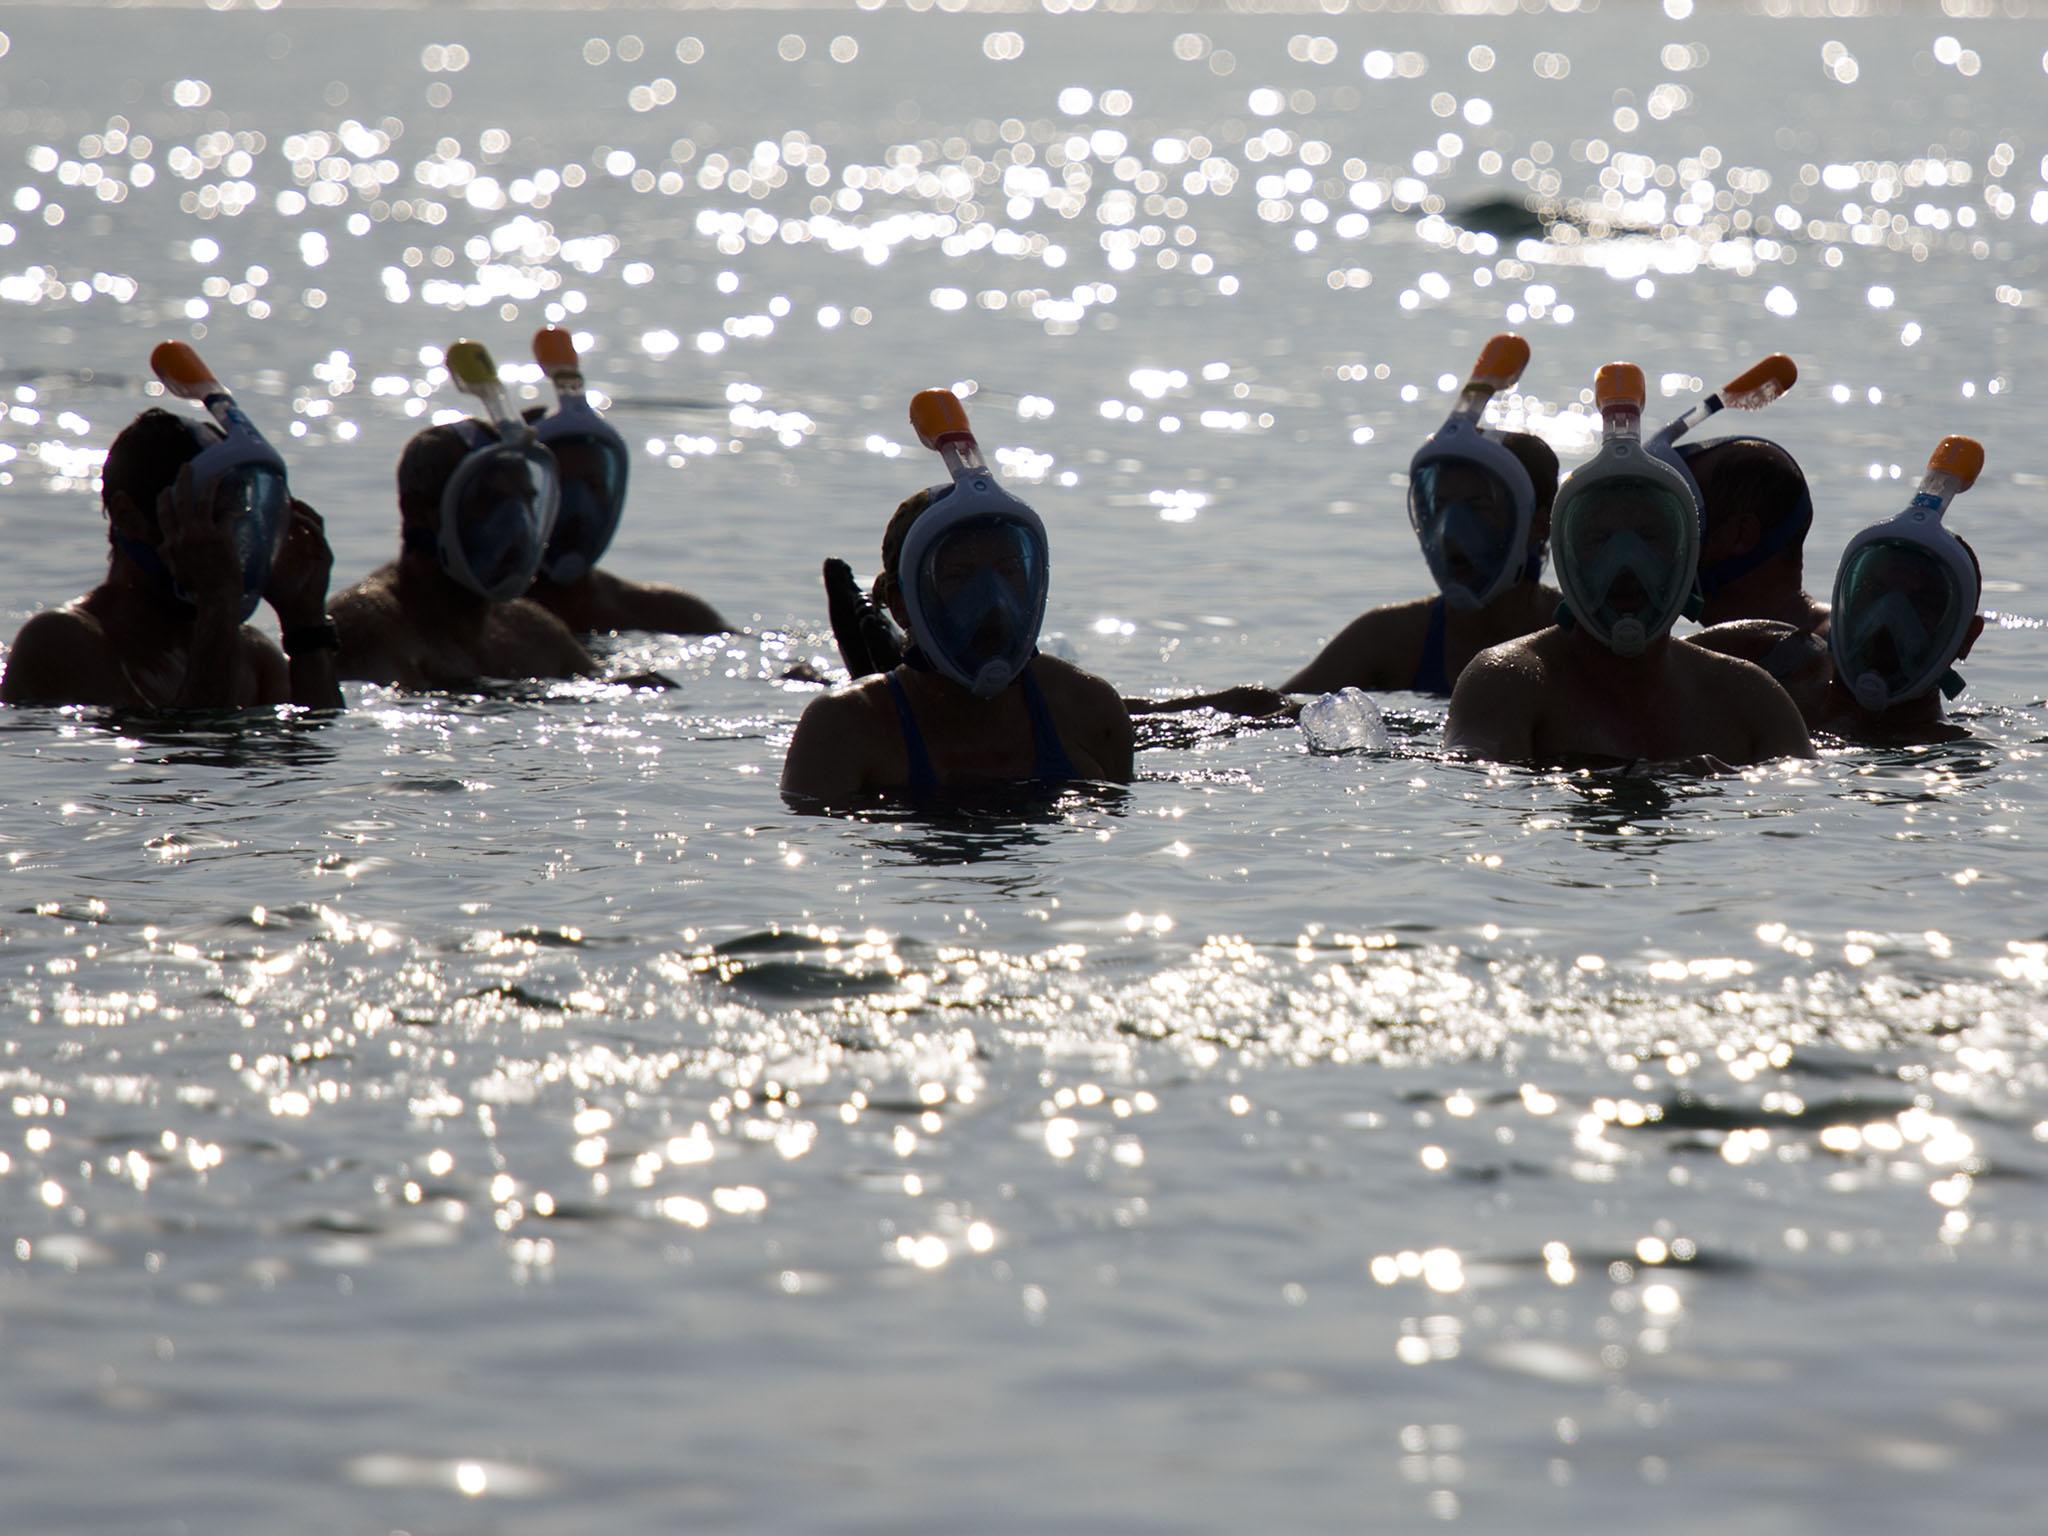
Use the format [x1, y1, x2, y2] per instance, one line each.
[1, 3, 2047, 1530]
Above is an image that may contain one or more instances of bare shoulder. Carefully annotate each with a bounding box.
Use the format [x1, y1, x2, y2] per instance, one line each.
[330, 569, 412, 682]
[1687, 620, 1798, 668]
[330, 569, 405, 633]
[495, 598, 594, 676]
[1030, 653, 1125, 714]
[1, 605, 119, 704]
[782, 675, 897, 799]
[585, 570, 730, 636]
[1444, 630, 1550, 758]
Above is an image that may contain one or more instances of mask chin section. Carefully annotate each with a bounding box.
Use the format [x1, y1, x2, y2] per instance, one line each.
[546, 552, 589, 584]
[1608, 616, 1647, 658]
[1853, 672, 1889, 712]
[970, 659, 1013, 699]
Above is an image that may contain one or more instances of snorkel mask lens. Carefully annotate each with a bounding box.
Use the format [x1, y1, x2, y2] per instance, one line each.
[211, 460, 291, 621]
[1832, 540, 1966, 711]
[536, 431, 628, 583]
[440, 436, 560, 601]
[912, 511, 1043, 696]
[1409, 462, 1523, 610]
[1554, 481, 1698, 658]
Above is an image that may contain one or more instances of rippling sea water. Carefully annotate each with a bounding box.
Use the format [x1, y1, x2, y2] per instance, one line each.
[3, 3, 2048, 1530]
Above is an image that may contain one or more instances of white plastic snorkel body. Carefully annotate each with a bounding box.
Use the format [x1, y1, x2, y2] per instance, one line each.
[1829, 435, 1984, 713]
[1407, 333, 1537, 611]
[149, 341, 292, 622]
[1550, 363, 1702, 659]
[437, 339, 561, 602]
[1645, 354, 1804, 598]
[530, 326, 629, 584]
[899, 389, 1050, 700]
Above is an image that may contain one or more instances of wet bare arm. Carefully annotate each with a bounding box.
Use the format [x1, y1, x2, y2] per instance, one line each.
[1280, 607, 1415, 695]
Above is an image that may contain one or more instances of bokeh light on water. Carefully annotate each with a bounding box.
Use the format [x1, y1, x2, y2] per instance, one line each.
[2, 3, 2048, 1529]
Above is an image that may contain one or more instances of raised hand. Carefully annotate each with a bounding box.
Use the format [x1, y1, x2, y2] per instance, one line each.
[156, 462, 242, 608]
[265, 499, 334, 627]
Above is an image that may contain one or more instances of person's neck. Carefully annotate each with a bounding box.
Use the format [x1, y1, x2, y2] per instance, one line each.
[397, 549, 495, 632]
[93, 556, 200, 640]
[1465, 582, 1552, 644]
[1565, 622, 1671, 687]
[1825, 682, 1952, 744]
[1701, 567, 1817, 630]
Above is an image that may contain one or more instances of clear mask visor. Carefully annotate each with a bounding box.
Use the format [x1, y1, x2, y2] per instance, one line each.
[442, 443, 560, 601]
[1408, 460, 1523, 610]
[538, 431, 629, 582]
[910, 515, 1047, 697]
[186, 429, 291, 622]
[1555, 479, 1695, 649]
[1833, 540, 1966, 703]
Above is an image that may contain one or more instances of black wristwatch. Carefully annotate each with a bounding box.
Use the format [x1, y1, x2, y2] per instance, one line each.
[282, 618, 342, 656]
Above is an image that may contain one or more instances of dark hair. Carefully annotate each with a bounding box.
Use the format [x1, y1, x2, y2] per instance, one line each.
[397, 421, 479, 525]
[1500, 431, 1560, 516]
[1690, 438, 1810, 565]
[101, 407, 205, 535]
[876, 486, 937, 600]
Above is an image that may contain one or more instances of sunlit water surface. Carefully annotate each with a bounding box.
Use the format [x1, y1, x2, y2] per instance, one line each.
[3, 5, 2048, 1531]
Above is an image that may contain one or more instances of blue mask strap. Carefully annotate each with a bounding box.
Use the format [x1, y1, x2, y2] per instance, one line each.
[1696, 492, 1814, 597]
[1683, 586, 1705, 622]
[114, 533, 198, 612]
[1554, 601, 1577, 631]
[1939, 667, 1965, 700]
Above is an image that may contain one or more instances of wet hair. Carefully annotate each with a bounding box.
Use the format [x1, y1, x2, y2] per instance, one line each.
[1689, 438, 1810, 574]
[876, 486, 937, 602]
[101, 407, 205, 536]
[1499, 431, 1560, 517]
[396, 421, 480, 526]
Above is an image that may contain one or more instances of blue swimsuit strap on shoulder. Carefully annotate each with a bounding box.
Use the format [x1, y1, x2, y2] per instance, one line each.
[884, 672, 941, 793]
[1019, 666, 1080, 781]
[1411, 596, 1452, 696]
[885, 663, 1078, 790]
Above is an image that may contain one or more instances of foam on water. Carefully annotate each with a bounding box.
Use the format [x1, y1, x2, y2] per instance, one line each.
[2, 6, 2047, 1530]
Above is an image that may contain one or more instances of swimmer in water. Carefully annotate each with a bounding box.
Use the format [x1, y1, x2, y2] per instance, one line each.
[783, 389, 1133, 800]
[1447, 362, 1812, 768]
[1283, 333, 1562, 698]
[1, 343, 342, 710]
[1645, 353, 1820, 635]
[519, 328, 731, 637]
[1696, 435, 1987, 745]
[331, 340, 591, 689]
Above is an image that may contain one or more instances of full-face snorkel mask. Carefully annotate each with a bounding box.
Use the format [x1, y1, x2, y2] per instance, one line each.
[1407, 333, 1539, 611]
[530, 326, 629, 584]
[142, 341, 293, 622]
[1829, 435, 1984, 714]
[426, 339, 561, 601]
[1551, 362, 1703, 659]
[1646, 354, 1808, 598]
[897, 389, 1050, 699]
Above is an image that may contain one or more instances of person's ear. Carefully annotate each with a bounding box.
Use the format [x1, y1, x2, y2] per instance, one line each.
[882, 577, 910, 629]
[1957, 612, 1986, 661]
[104, 490, 151, 542]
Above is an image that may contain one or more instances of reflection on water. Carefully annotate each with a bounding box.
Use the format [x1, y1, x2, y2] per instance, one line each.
[2, 2, 2048, 1531]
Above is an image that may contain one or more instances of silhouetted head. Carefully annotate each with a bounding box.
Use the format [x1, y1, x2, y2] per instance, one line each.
[397, 422, 477, 533]
[875, 486, 938, 623]
[1500, 429, 1560, 562]
[1686, 437, 1812, 591]
[101, 407, 208, 544]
